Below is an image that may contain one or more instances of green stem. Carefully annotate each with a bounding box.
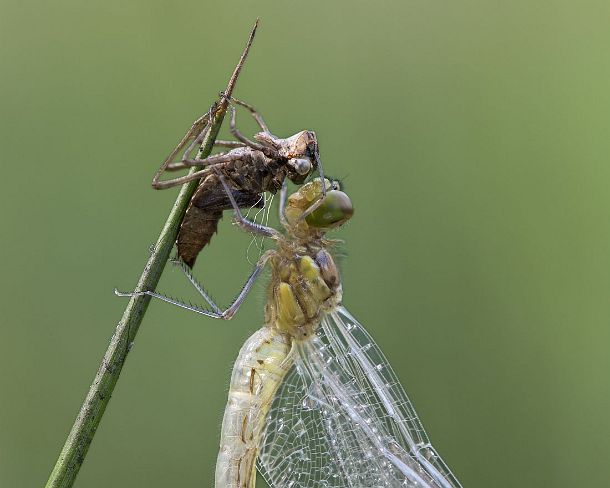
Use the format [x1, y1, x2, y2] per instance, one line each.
[45, 20, 259, 488]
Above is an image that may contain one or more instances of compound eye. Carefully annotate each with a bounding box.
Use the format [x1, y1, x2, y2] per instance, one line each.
[289, 158, 312, 176]
[305, 190, 354, 228]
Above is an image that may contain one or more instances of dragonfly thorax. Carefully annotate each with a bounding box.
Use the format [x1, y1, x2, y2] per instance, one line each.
[265, 248, 342, 340]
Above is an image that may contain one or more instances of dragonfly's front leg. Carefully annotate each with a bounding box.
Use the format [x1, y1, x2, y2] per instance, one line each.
[216, 170, 281, 239]
[115, 251, 273, 320]
[278, 179, 289, 228]
[170, 252, 273, 319]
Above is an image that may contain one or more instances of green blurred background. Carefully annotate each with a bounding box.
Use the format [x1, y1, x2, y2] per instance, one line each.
[1, 0, 609, 486]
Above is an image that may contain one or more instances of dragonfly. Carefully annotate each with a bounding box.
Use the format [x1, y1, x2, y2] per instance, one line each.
[151, 96, 325, 267]
[117, 176, 462, 488]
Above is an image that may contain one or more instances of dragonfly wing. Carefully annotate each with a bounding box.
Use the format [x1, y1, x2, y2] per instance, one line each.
[325, 307, 462, 488]
[257, 306, 462, 488]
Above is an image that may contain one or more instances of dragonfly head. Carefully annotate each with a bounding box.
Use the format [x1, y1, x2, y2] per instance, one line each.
[286, 178, 354, 231]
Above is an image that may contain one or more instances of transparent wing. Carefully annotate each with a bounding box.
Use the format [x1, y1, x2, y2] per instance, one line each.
[257, 306, 462, 488]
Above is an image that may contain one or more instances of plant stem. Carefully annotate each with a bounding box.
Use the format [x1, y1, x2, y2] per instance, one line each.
[45, 19, 259, 488]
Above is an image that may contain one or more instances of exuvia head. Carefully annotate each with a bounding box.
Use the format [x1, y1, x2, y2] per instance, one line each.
[288, 157, 313, 176]
[266, 129, 316, 157]
[277, 130, 319, 182]
[254, 130, 320, 185]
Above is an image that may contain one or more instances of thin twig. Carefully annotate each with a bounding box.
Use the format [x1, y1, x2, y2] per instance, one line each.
[44, 19, 259, 488]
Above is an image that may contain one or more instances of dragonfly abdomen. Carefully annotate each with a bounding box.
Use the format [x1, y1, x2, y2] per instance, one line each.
[215, 327, 292, 488]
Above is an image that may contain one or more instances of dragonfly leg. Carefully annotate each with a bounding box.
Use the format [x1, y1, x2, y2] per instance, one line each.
[114, 288, 223, 319]
[313, 148, 327, 196]
[217, 251, 273, 319]
[297, 179, 342, 222]
[115, 252, 272, 320]
[278, 179, 289, 228]
[169, 257, 223, 314]
[216, 170, 280, 239]
[298, 194, 325, 222]
[171, 252, 270, 319]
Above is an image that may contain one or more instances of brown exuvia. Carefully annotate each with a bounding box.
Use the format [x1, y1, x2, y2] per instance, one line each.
[152, 97, 324, 267]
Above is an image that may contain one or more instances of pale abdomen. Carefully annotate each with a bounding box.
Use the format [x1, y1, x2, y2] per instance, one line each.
[215, 326, 292, 488]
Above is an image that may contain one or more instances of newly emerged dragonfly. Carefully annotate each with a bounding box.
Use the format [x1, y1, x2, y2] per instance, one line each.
[117, 177, 463, 488]
[152, 97, 325, 267]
